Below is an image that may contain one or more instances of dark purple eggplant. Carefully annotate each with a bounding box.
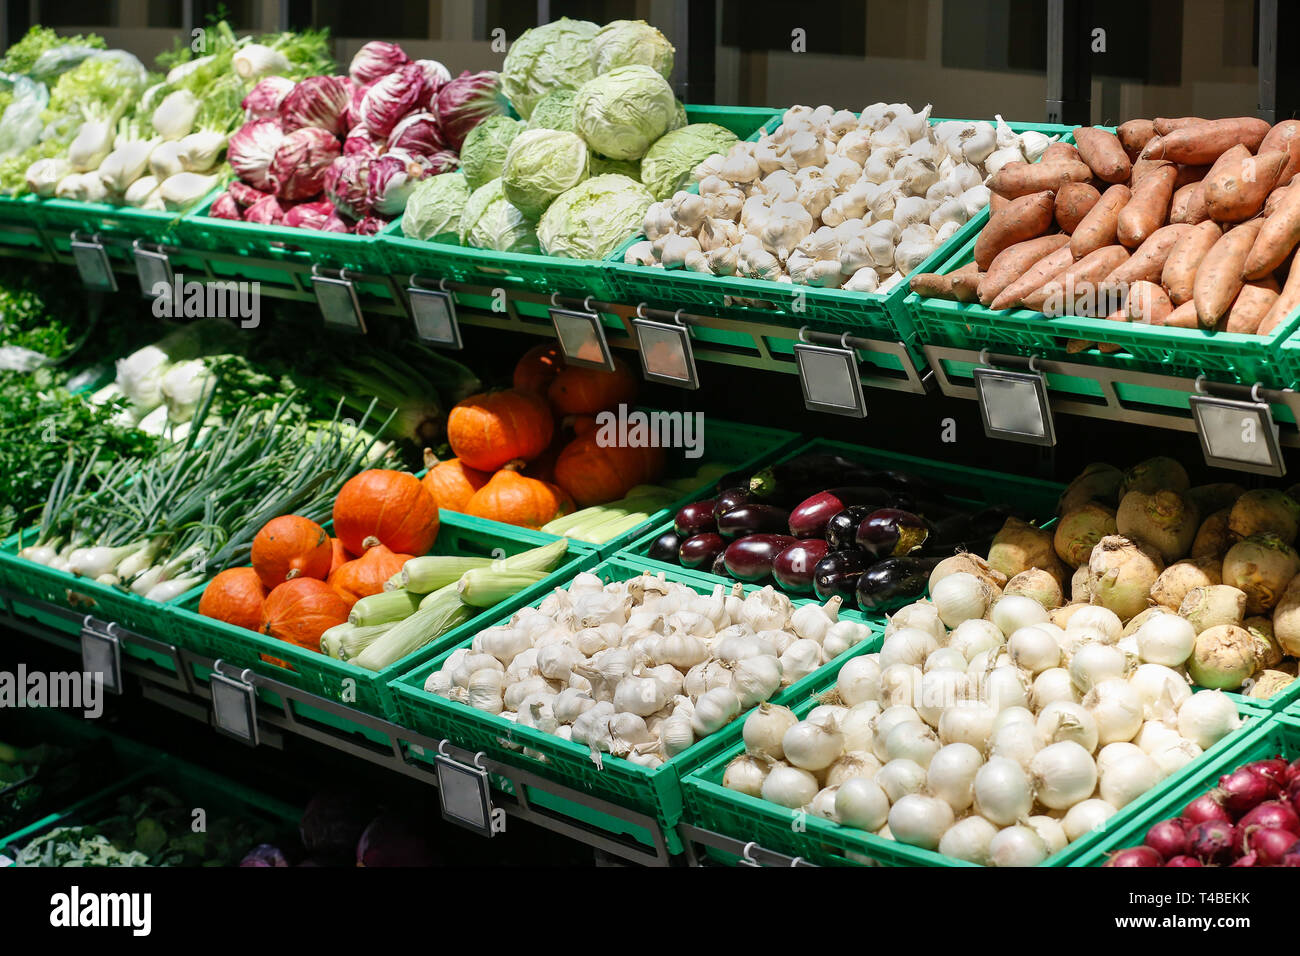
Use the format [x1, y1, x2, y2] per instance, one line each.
[674, 500, 717, 537]
[787, 487, 895, 538]
[825, 506, 874, 551]
[927, 505, 1019, 548]
[648, 530, 685, 563]
[724, 534, 798, 582]
[748, 454, 872, 503]
[856, 508, 929, 558]
[717, 504, 791, 539]
[855, 555, 944, 611]
[711, 550, 729, 577]
[813, 549, 868, 605]
[772, 539, 830, 593]
[680, 533, 727, 570]
[713, 487, 753, 522]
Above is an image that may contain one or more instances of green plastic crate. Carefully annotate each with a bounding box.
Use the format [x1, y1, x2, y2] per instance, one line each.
[37, 195, 218, 276]
[682, 670, 1267, 867]
[389, 554, 885, 855]
[0, 194, 52, 257]
[165, 512, 597, 721]
[1073, 711, 1300, 866]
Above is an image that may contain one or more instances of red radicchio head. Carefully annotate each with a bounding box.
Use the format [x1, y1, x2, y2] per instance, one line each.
[432, 70, 506, 152]
[242, 77, 296, 120]
[283, 200, 338, 230]
[360, 63, 426, 140]
[228, 181, 272, 208]
[385, 111, 445, 158]
[322, 211, 351, 233]
[345, 82, 370, 129]
[412, 59, 451, 107]
[279, 75, 352, 137]
[348, 41, 409, 86]
[208, 192, 243, 220]
[228, 118, 285, 192]
[353, 215, 387, 236]
[324, 154, 372, 221]
[343, 124, 381, 158]
[423, 149, 460, 176]
[366, 150, 434, 217]
[268, 126, 342, 201]
[244, 194, 285, 224]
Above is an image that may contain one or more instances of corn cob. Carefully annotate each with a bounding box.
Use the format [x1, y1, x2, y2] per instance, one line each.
[353, 584, 473, 671]
[401, 554, 492, 593]
[348, 588, 423, 627]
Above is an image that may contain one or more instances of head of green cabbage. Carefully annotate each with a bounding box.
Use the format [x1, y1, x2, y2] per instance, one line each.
[460, 115, 526, 190]
[574, 65, 676, 161]
[592, 20, 674, 78]
[537, 174, 654, 260]
[640, 123, 739, 199]
[402, 172, 471, 241]
[501, 127, 589, 219]
[460, 178, 539, 253]
[527, 88, 578, 132]
[501, 17, 597, 119]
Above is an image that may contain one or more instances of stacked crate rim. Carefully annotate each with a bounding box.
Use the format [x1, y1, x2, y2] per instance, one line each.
[608, 117, 1075, 374]
[388, 554, 885, 855]
[681, 665, 1269, 867]
[0, 194, 51, 258]
[37, 192, 220, 275]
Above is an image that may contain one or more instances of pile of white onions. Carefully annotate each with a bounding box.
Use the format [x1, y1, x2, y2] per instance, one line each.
[723, 581, 1243, 866]
[425, 573, 871, 766]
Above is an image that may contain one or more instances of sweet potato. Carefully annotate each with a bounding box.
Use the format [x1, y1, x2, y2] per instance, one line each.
[1130, 156, 1166, 185]
[978, 234, 1072, 305]
[1042, 142, 1081, 164]
[1101, 223, 1192, 291]
[1258, 255, 1300, 334]
[1264, 183, 1293, 218]
[1143, 117, 1272, 165]
[1173, 164, 1211, 189]
[990, 245, 1076, 310]
[1070, 183, 1132, 259]
[1154, 117, 1207, 136]
[990, 192, 1011, 215]
[1182, 181, 1211, 224]
[973, 190, 1055, 270]
[1156, 300, 1199, 328]
[1225, 280, 1282, 334]
[1118, 162, 1178, 247]
[1055, 182, 1101, 233]
[1203, 149, 1288, 223]
[1169, 182, 1200, 223]
[1245, 185, 1300, 279]
[988, 161, 1093, 199]
[1193, 220, 1263, 328]
[1023, 245, 1130, 316]
[1073, 127, 1132, 184]
[1118, 119, 1157, 160]
[910, 262, 978, 299]
[1261, 120, 1300, 181]
[1098, 306, 1130, 353]
[1124, 280, 1174, 324]
[1161, 220, 1222, 305]
[950, 266, 983, 303]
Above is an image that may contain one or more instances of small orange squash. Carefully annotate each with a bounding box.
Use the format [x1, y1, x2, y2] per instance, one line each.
[547, 358, 637, 415]
[447, 389, 554, 472]
[261, 578, 351, 652]
[328, 537, 351, 575]
[553, 433, 664, 506]
[250, 515, 332, 590]
[420, 450, 490, 512]
[332, 469, 440, 557]
[513, 342, 565, 393]
[466, 461, 571, 529]
[199, 567, 267, 632]
[328, 544, 412, 603]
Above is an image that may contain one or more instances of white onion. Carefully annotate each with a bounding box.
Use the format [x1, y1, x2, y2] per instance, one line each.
[990, 722, 1042, 770]
[835, 776, 891, 831]
[926, 742, 983, 812]
[1177, 691, 1241, 750]
[938, 702, 998, 749]
[723, 754, 771, 796]
[1099, 752, 1161, 808]
[916, 668, 970, 727]
[991, 594, 1048, 636]
[761, 763, 819, 808]
[879, 627, 940, 669]
[989, 824, 1049, 867]
[974, 757, 1033, 825]
[809, 786, 840, 820]
[1062, 798, 1117, 841]
[888, 794, 954, 850]
[1031, 667, 1076, 710]
[886, 602, 946, 642]
[1026, 815, 1068, 855]
[840, 702, 880, 751]
[1136, 613, 1196, 666]
[875, 757, 928, 802]
[992, 705, 1036, 732]
[872, 705, 923, 761]
[938, 815, 999, 864]
[949, 618, 1005, 661]
[1151, 741, 1201, 777]
[983, 666, 1030, 711]
[1030, 741, 1098, 810]
[743, 703, 798, 759]
[837, 656, 883, 705]
[925, 647, 969, 673]
[1134, 719, 1183, 755]
[808, 704, 848, 725]
[1129, 663, 1191, 720]
[826, 750, 883, 786]
[885, 720, 941, 767]
[1008, 626, 1060, 674]
[1069, 642, 1128, 694]
[1084, 679, 1144, 745]
[879, 663, 923, 708]
[1067, 606, 1122, 643]
[1036, 701, 1099, 753]
[1096, 741, 1146, 775]
[932, 572, 990, 627]
[782, 718, 844, 771]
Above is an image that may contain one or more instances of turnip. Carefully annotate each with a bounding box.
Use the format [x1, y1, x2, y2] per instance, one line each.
[1057, 462, 1123, 514]
[1178, 585, 1246, 634]
[1053, 501, 1118, 568]
[1187, 624, 1256, 690]
[1186, 482, 1246, 516]
[1273, 574, 1300, 656]
[1070, 565, 1091, 604]
[1149, 555, 1221, 610]
[1228, 489, 1300, 543]
[1119, 456, 1190, 498]
[1243, 617, 1283, 670]
[1247, 669, 1295, 699]
[1116, 490, 1199, 563]
[1088, 535, 1163, 622]
[928, 552, 1007, 594]
[989, 517, 1063, 583]
[1003, 568, 1063, 610]
[1221, 533, 1300, 615]
[1123, 605, 1169, 637]
[1191, 508, 1234, 558]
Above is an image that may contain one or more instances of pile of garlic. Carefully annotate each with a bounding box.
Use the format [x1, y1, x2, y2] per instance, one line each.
[724, 585, 1243, 867]
[624, 105, 1055, 298]
[423, 572, 870, 767]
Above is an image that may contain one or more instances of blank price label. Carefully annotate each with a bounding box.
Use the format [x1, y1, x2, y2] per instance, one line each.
[133, 247, 173, 298]
[633, 318, 698, 389]
[409, 287, 461, 348]
[793, 343, 866, 417]
[313, 276, 367, 333]
[550, 308, 613, 370]
[973, 366, 1056, 447]
[70, 239, 116, 292]
[79, 621, 121, 696]
[434, 755, 494, 836]
[210, 671, 259, 747]
[1190, 395, 1285, 477]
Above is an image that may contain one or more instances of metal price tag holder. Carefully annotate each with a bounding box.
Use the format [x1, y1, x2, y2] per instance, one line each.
[79, 616, 122, 696]
[311, 265, 367, 334]
[631, 304, 699, 389]
[209, 661, 260, 747]
[433, 741, 494, 836]
[972, 351, 1057, 447]
[69, 231, 116, 292]
[792, 328, 867, 418]
[550, 294, 613, 371]
[406, 274, 462, 348]
[1190, 378, 1286, 477]
[132, 238, 173, 298]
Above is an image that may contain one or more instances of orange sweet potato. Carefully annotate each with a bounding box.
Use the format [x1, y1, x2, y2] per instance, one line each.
[1193, 220, 1263, 328]
[1143, 117, 1272, 165]
[1023, 245, 1130, 316]
[1101, 223, 1192, 291]
[1259, 255, 1300, 334]
[1117, 119, 1157, 160]
[1124, 280, 1174, 324]
[1073, 127, 1132, 184]
[1156, 300, 1200, 328]
[978, 234, 1072, 305]
[988, 161, 1094, 199]
[989, 245, 1076, 310]
[1154, 117, 1207, 136]
[973, 190, 1055, 270]
[1070, 183, 1132, 259]
[1246, 184, 1300, 279]
[1203, 149, 1289, 223]
[1225, 280, 1282, 334]
[1042, 142, 1081, 164]
[1117, 162, 1178, 247]
[1161, 220, 1222, 305]
[1055, 182, 1102, 233]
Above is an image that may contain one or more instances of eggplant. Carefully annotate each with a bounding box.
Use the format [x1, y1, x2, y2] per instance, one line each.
[724, 534, 798, 582]
[711, 550, 730, 577]
[812, 549, 869, 605]
[772, 539, 829, 594]
[787, 487, 895, 538]
[647, 530, 685, 563]
[713, 487, 753, 522]
[679, 533, 727, 570]
[926, 505, 1019, 548]
[862, 470, 948, 499]
[856, 508, 929, 558]
[748, 454, 872, 503]
[824, 506, 872, 551]
[856, 555, 944, 612]
[717, 504, 791, 539]
[674, 500, 718, 537]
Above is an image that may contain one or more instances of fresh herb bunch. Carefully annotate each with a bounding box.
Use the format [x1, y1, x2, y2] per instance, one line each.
[0, 25, 105, 75]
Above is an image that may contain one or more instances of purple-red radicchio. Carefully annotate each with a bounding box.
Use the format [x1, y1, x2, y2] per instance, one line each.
[279, 75, 352, 137]
[268, 126, 342, 201]
[385, 111, 445, 157]
[324, 154, 372, 221]
[283, 200, 339, 230]
[244, 194, 286, 224]
[348, 41, 409, 86]
[432, 70, 505, 152]
[227, 118, 285, 192]
[360, 63, 426, 139]
[208, 192, 243, 220]
[242, 77, 295, 120]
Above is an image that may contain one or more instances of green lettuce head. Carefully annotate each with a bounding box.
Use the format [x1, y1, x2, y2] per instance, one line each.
[574, 65, 675, 160]
[537, 174, 654, 260]
[501, 17, 597, 119]
[527, 88, 578, 132]
[460, 115, 526, 190]
[590, 154, 640, 179]
[460, 178, 539, 253]
[640, 123, 739, 199]
[402, 172, 471, 242]
[669, 99, 688, 132]
[592, 20, 675, 78]
[501, 127, 589, 218]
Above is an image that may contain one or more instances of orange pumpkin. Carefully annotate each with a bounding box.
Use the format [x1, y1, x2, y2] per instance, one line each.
[466, 461, 571, 529]
[447, 389, 554, 472]
[547, 358, 637, 415]
[328, 537, 351, 575]
[420, 451, 490, 512]
[332, 469, 440, 557]
[553, 433, 665, 506]
[328, 544, 412, 603]
[513, 342, 565, 393]
[261, 577, 351, 652]
[199, 567, 267, 632]
[250, 515, 332, 590]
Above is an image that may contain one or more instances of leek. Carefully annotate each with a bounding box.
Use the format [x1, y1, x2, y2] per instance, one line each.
[400, 555, 492, 593]
[354, 585, 472, 671]
[348, 589, 423, 627]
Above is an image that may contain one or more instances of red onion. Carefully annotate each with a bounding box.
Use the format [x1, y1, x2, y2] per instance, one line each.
[1143, 819, 1188, 859]
[1286, 777, 1300, 812]
[1182, 794, 1232, 826]
[1230, 852, 1257, 867]
[1287, 757, 1300, 783]
[1214, 767, 1275, 816]
[1165, 855, 1203, 867]
[1238, 800, 1300, 835]
[1280, 847, 1300, 866]
[1104, 846, 1163, 867]
[1242, 758, 1289, 790]
[1188, 820, 1237, 865]
[1242, 826, 1299, 866]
